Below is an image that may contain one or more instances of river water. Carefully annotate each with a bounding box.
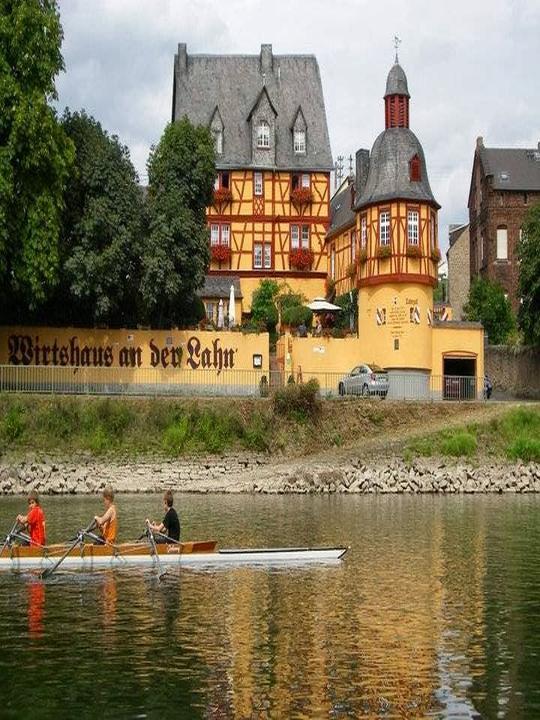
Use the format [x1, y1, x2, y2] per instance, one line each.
[0, 493, 539, 719]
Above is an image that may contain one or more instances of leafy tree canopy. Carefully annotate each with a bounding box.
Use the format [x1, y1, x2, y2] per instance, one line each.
[141, 117, 215, 328]
[518, 202, 540, 346]
[464, 277, 516, 345]
[0, 0, 74, 312]
[55, 109, 144, 327]
[251, 279, 280, 331]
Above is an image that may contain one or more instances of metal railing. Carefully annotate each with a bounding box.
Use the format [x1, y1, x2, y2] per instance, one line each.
[0, 365, 485, 401]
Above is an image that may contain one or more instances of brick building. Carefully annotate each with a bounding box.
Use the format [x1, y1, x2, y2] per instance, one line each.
[468, 137, 540, 311]
[446, 223, 470, 320]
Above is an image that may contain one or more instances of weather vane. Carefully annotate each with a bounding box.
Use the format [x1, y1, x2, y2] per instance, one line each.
[394, 35, 401, 63]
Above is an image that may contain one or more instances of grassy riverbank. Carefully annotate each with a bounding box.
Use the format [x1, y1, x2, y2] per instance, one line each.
[0, 392, 538, 462]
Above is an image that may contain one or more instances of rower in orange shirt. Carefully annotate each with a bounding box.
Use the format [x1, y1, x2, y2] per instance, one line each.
[94, 486, 118, 544]
[16, 491, 46, 546]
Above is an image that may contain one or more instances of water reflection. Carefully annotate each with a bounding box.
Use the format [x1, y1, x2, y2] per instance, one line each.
[0, 494, 539, 718]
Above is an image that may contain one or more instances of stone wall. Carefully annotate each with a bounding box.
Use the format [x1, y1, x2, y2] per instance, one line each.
[1, 455, 538, 495]
[485, 345, 540, 399]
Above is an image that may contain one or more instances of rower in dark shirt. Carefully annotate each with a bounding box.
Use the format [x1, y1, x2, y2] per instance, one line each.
[146, 490, 180, 544]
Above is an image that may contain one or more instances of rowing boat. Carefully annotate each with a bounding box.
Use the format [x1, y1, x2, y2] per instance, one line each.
[0, 540, 348, 571]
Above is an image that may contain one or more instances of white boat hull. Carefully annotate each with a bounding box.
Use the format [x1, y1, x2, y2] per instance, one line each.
[0, 546, 348, 571]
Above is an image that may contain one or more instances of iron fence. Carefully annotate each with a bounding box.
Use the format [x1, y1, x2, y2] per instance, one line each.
[0, 365, 485, 401]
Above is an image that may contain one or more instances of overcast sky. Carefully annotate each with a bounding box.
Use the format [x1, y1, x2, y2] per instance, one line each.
[56, 0, 540, 252]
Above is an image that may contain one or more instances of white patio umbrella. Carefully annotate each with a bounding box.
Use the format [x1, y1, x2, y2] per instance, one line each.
[217, 298, 224, 329]
[306, 297, 342, 312]
[228, 283, 236, 327]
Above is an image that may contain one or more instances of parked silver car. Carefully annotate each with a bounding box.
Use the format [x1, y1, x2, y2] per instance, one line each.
[338, 364, 389, 398]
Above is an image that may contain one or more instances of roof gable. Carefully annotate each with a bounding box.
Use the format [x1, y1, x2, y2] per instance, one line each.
[247, 86, 278, 121]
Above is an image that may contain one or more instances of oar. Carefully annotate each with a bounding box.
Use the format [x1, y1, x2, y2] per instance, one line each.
[145, 521, 166, 580]
[41, 520, 96, 580]
[0, 519, 20, 556]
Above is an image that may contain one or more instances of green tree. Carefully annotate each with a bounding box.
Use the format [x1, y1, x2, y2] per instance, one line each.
[142, 118, 215, 327]
[251, 279, 280, 331]
[518, 202, 540, 346]
[464, 277, 516, 344]
[0, 0, 74, 313]
[55, 109, 144, 326]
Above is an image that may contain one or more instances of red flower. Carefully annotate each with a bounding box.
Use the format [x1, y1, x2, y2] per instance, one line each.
[289, 248, 314, 270]
[211, 245, 232, 262]
[213, 188, 232, 204]
[290, 188, 313, 206]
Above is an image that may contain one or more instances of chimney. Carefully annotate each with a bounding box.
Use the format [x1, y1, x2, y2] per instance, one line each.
[355, 149, 370, 197]
[476, 136, 484, 150]
[260, 44, 273, 74]
[176, 43, 187, 73]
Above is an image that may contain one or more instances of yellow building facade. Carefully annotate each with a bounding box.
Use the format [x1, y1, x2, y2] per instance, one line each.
[172, 44, 333, 320]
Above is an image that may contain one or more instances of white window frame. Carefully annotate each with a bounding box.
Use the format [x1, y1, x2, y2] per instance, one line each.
[496, 227, 508, 260]
[379, 211, 391, 246]
[351, 230, 357, 262]
[294, 129, 306, 154]
[263, 244, 272, 269]
[253, 243, 263, 269]
[213, 176, 219, 191]
[254, 172, 263, 196]
[407, 210, 419, 245]
[257, 121, 270, 149]
[331, 249, 336, 279]
[360, 216, 367, 248]
[205, 302, 215, 323]
[430, 213, 436, 249]
[210, 224, 220, 246]
[301, 173, 310, 188]
[290, 225, 300, 249]
[221, 224, 230, 247]
[213, 129, 223, 155]
[301, 225, 310, 249]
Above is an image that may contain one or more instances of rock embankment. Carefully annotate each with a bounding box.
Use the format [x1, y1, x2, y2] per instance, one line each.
[1, 455, 539, 495]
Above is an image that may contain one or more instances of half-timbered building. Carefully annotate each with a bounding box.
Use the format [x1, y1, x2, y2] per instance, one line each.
[172, 43, 333, 321]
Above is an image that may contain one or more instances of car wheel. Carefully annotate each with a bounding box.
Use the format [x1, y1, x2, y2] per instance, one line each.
[338, 382, 345, 396]
[362, 384, 369, 397]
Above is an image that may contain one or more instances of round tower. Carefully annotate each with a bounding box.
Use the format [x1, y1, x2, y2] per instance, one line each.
[354, 60, 441, 395]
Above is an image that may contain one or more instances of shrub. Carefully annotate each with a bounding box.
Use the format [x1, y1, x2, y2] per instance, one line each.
[162, 416, 191, 454]
[272, 378, 321, 421]
[2, 404, 25, 442]
[242, 412, 271, 451]
[281, 304, 312, 328]
[507, 437, 540, 462]
[440, 431, 477, 457]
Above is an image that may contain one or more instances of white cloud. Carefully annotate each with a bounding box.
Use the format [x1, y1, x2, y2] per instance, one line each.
[57, 0, 540, 251]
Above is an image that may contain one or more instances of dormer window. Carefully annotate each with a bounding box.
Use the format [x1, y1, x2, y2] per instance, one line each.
[409, 154, 421, 182]
[294, 129, 306, 154]
[257, 121, 270, 148]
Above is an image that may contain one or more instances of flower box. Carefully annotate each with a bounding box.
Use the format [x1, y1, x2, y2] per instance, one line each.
[213, 187, 232, 204]
[376, 245, 392, 259]
[431, 247, 441, 262]
[290, 188, 313, 206]
[346, 261, 357, 279]
[325, 276, 336, 299]
[359, 249, 368, 264]
[406, 244, 422, 258]
[211, 245, 232, 262]
[289, 248, 314, 271]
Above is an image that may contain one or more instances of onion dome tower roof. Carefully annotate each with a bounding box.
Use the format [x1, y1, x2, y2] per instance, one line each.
[355, 128, 439, 209]
[384, 62, 410, 98]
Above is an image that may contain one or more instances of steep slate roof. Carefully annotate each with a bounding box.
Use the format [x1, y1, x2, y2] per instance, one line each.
[172, 44, 333, 171]
[478, 146, 540, 191]
[354, 128, 439, 209]
[328, 180, 356, 238]
[384, 62, 410, 97]
[198, 275, 243, 299]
